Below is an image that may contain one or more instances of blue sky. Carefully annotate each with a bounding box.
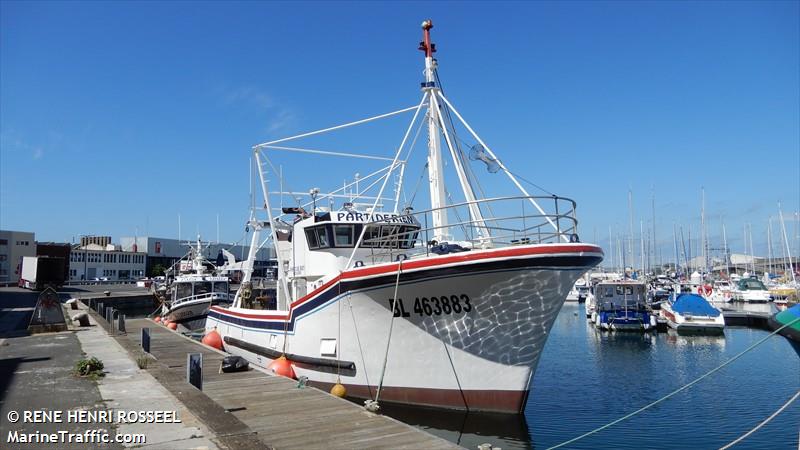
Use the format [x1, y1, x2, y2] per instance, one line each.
[1, 1, 798, 266]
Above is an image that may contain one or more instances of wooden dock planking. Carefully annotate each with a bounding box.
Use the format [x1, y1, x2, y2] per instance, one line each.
[121, 318, 461, 449]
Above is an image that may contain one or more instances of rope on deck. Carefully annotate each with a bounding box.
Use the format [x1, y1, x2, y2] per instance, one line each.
[546, 316, 800, 450]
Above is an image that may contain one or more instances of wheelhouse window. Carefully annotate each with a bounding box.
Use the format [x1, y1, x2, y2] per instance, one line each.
[316, 227, 329, 247]
[358, 224, 419, 249]
[194, 281, 212, 296]
[305, 225, 331, 250]
[334, 225, 354, 247]
[305, 228, 320, 249]
[175, 283, 193, 300]
[213, 282, 228, 295]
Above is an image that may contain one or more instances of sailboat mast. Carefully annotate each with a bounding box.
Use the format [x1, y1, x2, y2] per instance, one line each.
[722, 221, 730, 276]
[778, 204, 797, 284]
[701, 188, 708, 274]
[628, 189, 635, 272]
[673, 223, 678, 276]
[768, 217, 773, 278]
[420, 20, 448, 243]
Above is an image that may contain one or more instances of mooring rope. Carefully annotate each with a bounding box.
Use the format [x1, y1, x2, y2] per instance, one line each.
[718, 389, 800, 449]
[547, 316, 800, 450]
[366, 260, 403, 412]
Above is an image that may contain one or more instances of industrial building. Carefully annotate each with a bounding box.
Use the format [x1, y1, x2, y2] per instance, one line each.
[0, 230, 36, 284]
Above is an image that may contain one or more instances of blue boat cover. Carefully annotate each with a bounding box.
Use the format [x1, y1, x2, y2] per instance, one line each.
[672, 294, 721, 317]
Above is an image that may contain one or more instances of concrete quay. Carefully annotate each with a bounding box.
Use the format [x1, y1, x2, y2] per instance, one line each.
[0, 286, 239, 449]
[90, 306, 461, 450]
[0, 287, 461, 449]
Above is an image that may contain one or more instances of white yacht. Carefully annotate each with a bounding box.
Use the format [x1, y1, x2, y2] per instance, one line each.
[730, 277, 771, 303]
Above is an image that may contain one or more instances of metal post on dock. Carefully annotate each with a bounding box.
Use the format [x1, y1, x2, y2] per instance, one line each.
[141, 328, 150, 353]
[187, 353, 202, 391]
[117, 314, 126, 334]
[110, 309, 119, 333]
[97, 302, 103, 314]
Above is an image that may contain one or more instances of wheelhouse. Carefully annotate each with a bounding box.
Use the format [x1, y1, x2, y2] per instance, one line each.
[594, 281, 647, 311]
[298, 210, 422, 252]
[173, 275, 230, 304]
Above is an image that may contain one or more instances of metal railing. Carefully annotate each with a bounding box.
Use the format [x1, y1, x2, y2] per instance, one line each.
[356, 195, 580, 264]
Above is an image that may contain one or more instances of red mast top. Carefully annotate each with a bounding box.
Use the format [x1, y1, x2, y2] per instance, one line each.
[419, 19, 436, 58]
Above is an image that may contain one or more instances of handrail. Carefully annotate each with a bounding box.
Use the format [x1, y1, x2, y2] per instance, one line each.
[353, 195, 581, 264]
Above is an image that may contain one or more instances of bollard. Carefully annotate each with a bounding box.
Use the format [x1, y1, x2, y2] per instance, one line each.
[118, 314, 126, 334]
[141, 328, 151, 353]
[187, 353, 203, 390]
[97, 302, 104, 314]
[110, 310, 119, 333]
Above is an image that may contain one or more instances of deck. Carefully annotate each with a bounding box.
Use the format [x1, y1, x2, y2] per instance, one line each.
[108, 316, 460, 449]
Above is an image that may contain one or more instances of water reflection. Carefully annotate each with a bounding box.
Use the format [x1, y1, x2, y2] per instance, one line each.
[663, 329, 726, 349]
[379, 403, 532, 450]
[373, 304, 800, 449]
[711, 300, 778, 315]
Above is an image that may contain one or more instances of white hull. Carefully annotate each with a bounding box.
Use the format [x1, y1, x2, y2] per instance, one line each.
[660, 304, 725, 333]
[165, 299, 212, 324]
[165, 293, 231, 327]
[208, 244, 602, 413]
[731, 290, 771, 303]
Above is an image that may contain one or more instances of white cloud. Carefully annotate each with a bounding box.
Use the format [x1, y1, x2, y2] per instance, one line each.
[267, 109, 295, 134]
[223, 86, 274, 109]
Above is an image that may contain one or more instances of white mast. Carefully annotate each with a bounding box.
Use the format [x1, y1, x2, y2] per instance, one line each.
[701, 188, 708, 274]
[778, 203, 797, 284]
[420, 20, 449, 243]
[628, 189, 635, 273]
[722, 221, 730, 276]
[673, 223, 678, 276]
[639, 220, 645, 276]
[609, 226, 614, 271]
[768, 217, 774, 278]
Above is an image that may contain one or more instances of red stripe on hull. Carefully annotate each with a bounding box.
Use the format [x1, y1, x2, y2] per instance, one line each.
[311, 381, 528, 414]
[342, 244, 603, 281]
[212, 244, 602, 321]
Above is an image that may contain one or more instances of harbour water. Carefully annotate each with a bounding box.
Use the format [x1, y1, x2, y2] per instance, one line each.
[382, 302, 800, 449]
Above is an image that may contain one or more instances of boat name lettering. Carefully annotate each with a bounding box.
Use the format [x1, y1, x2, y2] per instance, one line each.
[387, 295, 472, 317]
[336, 212, 416, 224]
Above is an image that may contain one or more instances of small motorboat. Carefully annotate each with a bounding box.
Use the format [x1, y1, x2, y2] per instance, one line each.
[730, 277, 771, 303]
[660, 293, 725, 334]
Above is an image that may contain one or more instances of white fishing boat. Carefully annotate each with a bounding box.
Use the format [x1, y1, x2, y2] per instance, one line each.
[660, 293, 725, 333]
[162, 238, 232, 330]
[206, 21, 603, 413]
[592, 280, 656, 332]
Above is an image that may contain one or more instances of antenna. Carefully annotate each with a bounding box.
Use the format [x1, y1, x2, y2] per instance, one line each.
[418, 19, 435, 58]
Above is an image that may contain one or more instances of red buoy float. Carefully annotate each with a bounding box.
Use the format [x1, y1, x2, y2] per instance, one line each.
[268, 355, 296, 379]
[167, 322, 177, 330]
[202, 328, 223, 350]
[153, 316, 161, 323]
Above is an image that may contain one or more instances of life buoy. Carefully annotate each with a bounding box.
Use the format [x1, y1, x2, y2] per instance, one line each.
[698, 285, 712, 296]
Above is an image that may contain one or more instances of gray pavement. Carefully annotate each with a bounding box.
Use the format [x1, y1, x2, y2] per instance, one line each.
[74, 308, 220, 449]
[0, 287, 222, 449]
[0, 332, 122, 449]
